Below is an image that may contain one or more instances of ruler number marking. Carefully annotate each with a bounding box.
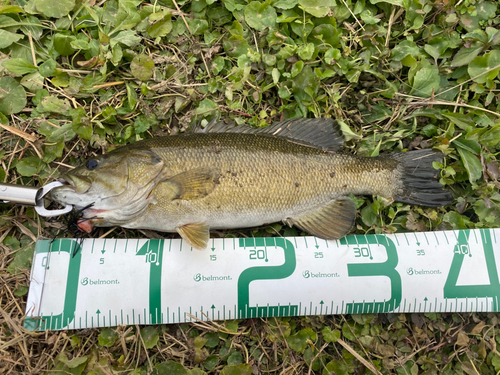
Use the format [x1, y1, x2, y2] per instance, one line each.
[25, 239, 83, 330]
[341, 234, 401, 313]
[444, 230, 500, 311]
[353, 247, 373, 260]
[136, 240, 164, 324]
[454, 244, 471, 257]
[249, 249, 268, 261]
[238, 238, 297, 318]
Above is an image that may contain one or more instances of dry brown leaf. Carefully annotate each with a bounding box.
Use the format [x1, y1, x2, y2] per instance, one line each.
[0, 123, 37, 143]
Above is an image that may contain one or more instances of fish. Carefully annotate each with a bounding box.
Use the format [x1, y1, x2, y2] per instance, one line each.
[51, 118, 454, 249]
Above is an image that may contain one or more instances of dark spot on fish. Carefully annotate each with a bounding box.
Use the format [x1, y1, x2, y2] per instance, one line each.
[343, 184, 347, 188]
[295, 182, 300, 187]
[330, 171, 335, 178]
[211, 140, 222, 154]
[232, 172, 237, 177]
[216, 205, 221, 209]
[214, 174, 221, 184]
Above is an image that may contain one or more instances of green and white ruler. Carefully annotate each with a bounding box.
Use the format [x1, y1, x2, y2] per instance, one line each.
[24, 229, 500, 331]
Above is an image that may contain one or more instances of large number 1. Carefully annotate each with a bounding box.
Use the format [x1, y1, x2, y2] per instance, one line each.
[136, 240, 164, 324]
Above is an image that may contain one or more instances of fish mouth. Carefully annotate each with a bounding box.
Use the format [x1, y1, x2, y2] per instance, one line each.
[62, 202, 106, 235]
[58, 175, 91, 194]
[57, 177, 71, 186]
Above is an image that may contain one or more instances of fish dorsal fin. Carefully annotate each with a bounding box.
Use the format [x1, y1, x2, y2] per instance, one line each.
[177, 222, 210, 250]
[197, 118, 344, 152]
[284, 197, 356, 239]
[162, 167, 218, 200]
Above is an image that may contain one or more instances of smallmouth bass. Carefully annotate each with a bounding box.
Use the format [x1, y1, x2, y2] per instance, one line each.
[52, 118, 453, 249]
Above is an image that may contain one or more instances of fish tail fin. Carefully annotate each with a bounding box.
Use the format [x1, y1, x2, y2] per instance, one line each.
[389, 149, 453, 207]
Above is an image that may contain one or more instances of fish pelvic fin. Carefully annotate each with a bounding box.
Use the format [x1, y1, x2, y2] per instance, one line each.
[390, 149, 454, 207]
[177, 222, 210, 250]
[163, 167, 219, 200]
[285, 196, 356, 240]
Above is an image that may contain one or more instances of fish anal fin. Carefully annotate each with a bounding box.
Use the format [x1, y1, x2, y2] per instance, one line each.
[286, 197, 356, 240]
[163, 167, 219, 200]
[177, 223, 210, 250]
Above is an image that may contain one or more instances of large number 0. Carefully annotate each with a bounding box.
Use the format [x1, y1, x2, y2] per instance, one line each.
[24, 239, 82, 331]
[444, 230, 500, 310]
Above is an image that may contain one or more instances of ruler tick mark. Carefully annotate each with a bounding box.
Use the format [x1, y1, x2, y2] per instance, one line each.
[443, 232, 450, 244]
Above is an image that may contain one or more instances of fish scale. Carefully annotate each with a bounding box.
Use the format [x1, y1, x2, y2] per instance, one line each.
[138, 134, 392, 226]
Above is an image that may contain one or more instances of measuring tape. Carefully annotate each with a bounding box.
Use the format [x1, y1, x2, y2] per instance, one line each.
[24, 229, 500, 331]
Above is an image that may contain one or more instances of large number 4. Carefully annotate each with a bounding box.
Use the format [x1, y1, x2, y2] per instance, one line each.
[444, 229, 500, 310]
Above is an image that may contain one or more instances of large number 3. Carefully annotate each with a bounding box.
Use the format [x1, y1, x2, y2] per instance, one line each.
[341, 234, 401, 314]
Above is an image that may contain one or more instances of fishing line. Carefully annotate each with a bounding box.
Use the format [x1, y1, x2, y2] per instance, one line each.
[49, 203, 100, 258]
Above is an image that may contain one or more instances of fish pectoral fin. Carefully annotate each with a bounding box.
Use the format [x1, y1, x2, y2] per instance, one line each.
[163, 167, 219, 200]
[286, 197, 356, 240]
[177, 223, 210, 250]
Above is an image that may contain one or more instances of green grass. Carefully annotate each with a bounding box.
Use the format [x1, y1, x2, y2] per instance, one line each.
[1, 0, 500, 373]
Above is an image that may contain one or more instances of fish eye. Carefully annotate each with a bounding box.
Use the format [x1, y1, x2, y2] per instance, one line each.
[86, 159, 100, 170]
